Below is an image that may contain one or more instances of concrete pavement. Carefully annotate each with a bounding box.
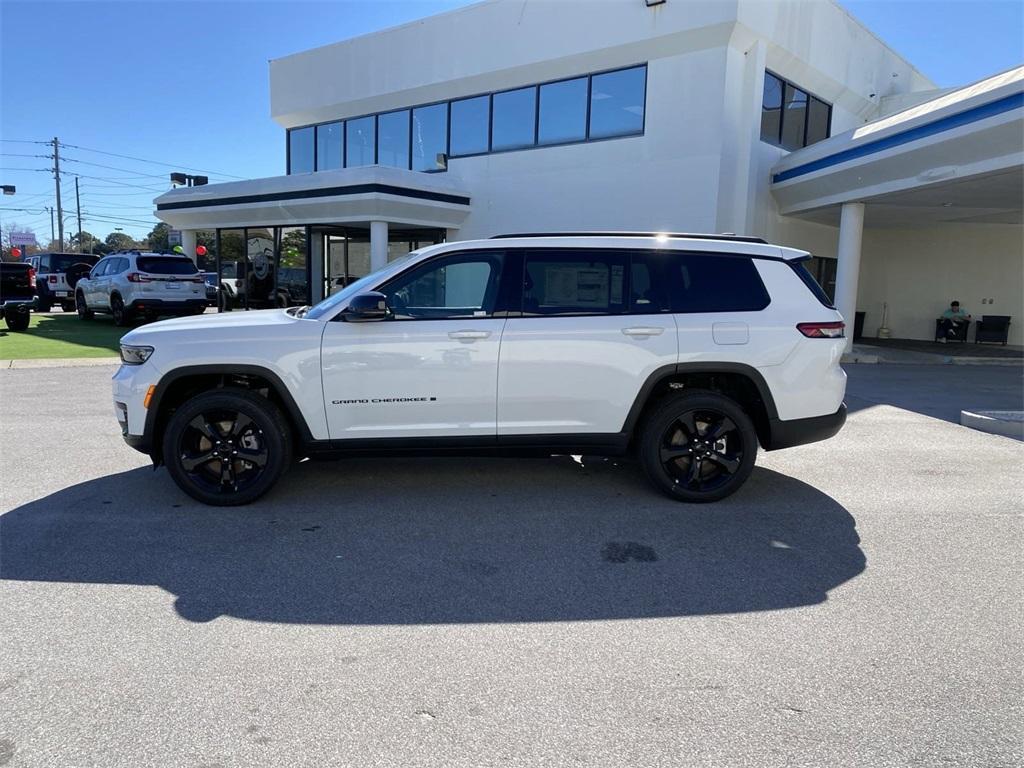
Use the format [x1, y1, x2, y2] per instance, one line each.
[1, 363, 1022, 767]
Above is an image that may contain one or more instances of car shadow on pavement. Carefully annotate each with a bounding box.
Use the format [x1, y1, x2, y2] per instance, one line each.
[1, 456, 865, 624]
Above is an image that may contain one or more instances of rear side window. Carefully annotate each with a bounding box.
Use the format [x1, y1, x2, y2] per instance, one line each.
[523, 250, 627, 315]
[136, 257, 199, 275]
[790, 258, 834, 308]
[672, 254, 770, 313]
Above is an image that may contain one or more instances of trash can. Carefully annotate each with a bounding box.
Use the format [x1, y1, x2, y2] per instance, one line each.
[854, 311, 866, 341]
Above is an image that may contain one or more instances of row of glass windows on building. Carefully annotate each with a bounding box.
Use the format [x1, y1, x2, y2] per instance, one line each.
[760, 71, 831, 151]
[287, 64, 647, 174]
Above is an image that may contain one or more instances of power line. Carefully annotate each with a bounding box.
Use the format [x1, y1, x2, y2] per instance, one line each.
[0, 139, 50, 145]
[61, 156, 172, 180]
[59, 141, 244, 180]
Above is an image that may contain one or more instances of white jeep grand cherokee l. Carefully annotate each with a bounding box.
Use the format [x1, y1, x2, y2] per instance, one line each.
[113, 233, 847, 506]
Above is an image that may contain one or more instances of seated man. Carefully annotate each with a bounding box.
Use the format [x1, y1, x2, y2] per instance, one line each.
[937, 300, 971, 342]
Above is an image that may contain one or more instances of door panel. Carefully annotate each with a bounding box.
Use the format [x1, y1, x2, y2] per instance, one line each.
[321, 319, 506, 439]
[320, 249, 507, 440]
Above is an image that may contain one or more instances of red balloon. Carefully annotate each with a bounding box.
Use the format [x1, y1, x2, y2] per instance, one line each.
[196, 245, 208, 257]
[10, 247, 21, 259]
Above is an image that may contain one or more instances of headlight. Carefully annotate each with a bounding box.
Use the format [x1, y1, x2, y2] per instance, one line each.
[120, 344, 154, 365]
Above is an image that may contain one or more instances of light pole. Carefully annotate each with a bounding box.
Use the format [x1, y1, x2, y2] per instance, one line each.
[1, 184, 14, 259]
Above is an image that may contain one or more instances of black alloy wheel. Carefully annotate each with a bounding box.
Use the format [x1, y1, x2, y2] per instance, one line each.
[640, 390, 757, 503]
[163, 389, 291, 506]
[76, 291, 94, 320]
[111, 295, 131, 326]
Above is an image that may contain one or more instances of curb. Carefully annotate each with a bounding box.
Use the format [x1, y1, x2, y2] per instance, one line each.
[1, 357, 120, 369]
[960, 410, 1024, 439]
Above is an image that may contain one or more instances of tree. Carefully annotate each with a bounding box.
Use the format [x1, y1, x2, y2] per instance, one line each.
[69, 230, 101, 254]
[105, 232, 137, 251]
[147, 222, 171, 252]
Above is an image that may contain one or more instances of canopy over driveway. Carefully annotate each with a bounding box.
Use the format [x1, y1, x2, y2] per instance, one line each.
[770, 67, 1023, 348]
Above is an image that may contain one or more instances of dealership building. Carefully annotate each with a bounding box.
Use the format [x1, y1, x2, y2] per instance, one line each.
[154, 0, 1024, 346]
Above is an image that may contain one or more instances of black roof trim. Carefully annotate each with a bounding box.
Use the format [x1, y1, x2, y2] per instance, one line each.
[489, 231, 768, 244]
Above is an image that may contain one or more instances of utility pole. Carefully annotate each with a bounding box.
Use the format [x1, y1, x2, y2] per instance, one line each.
[45, 207, 55, 245]
[52, 137, 64, 250]
[75, 176, 83, 252]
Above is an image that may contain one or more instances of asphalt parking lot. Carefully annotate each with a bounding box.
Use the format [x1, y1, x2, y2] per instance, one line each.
[1, 363, 1022, 767]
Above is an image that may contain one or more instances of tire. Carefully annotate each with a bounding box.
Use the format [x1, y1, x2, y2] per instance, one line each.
[162, 389, 292, 506]
[4, 310, 30, 331]
[76, 291, 94, 320]
[638, 390, 758, 503]
[111, 294, 132, 327]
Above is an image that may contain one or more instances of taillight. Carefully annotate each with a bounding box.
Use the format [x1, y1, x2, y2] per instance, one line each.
[797, 321, 845, 338]
[48, 275, 57, 283]
[28, 267, 36, 288]
[127, 272, 152, 283]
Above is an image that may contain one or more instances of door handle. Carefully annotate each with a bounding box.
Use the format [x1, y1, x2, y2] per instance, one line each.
[448, 329, 491, 340]
[622, 326, 665, 337]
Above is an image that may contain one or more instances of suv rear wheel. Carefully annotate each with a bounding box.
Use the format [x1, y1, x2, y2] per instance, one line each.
[639, 390, 757, 503]
[111, 294, 132, 327]
[76, 291, 94, 320]
[162, 389, 292, 506]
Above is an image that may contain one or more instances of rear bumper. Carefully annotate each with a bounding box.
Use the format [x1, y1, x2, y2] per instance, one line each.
[128, 298, 206, 313]
[765, 404, 847, 451]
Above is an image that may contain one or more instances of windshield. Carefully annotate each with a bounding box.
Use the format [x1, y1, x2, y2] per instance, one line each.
[305, 252, 419, 320]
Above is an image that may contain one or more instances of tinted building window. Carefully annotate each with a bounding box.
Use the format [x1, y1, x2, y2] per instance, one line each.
[538, 77, 588, 145]
[288, 127, 314, 173]
[761, 71, 830, 150]
[589, 66, 646, 139]
[412, 103, 448, 171]
[492, 86, 536, 150]
[523, 250, 627, 315]
[316, 122, 343, 171]
[781, 84, 808, 151]
[806, 97, 831, 146]
[450, 95, 490, 156]
[378, 110, 410, 169]
[673, 255, 770, 313]
[760, 72, 783, 145]
[346, 116, 376, 167]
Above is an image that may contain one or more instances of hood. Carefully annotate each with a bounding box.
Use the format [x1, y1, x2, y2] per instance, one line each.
[121, 308, 310, 343]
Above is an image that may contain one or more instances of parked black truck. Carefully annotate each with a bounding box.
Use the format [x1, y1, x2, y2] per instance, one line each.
[0, 261, 36, 331]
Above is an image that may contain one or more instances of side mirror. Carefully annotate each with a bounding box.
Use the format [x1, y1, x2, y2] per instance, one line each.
[341, 291, 389, 322]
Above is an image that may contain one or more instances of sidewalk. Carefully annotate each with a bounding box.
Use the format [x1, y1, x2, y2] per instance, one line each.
[843, 342, 1024, 366]
[1, 357, 119, 369]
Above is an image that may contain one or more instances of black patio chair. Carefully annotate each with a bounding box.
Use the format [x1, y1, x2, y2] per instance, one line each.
[974, 315, 1011, 345]
[935, 318, 970, 342]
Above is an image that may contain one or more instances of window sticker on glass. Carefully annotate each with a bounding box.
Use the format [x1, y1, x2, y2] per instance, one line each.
[544, 266, 609, 307]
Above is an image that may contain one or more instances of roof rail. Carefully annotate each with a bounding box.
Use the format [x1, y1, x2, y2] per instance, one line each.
[489, 231, 768, 244]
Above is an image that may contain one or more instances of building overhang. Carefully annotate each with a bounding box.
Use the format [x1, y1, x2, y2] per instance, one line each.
[770, 66, 1024, 227]
[154, 165, 471, 231]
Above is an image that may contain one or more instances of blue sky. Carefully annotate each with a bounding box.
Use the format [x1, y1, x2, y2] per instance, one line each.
[2, 0, 1021, 241]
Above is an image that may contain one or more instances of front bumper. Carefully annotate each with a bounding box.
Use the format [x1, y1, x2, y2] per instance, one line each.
[113, 362, 161, 455]
[765, 404, 847, 451]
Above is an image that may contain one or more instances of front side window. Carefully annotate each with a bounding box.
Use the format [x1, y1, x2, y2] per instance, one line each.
[492, 86, 536, 151]
[91, 259, 110, 278]
[378, 110, 410, 169]
[346, 116, 376, 167]
[538, 77, 588, 145]
[316, 122, 343, 171]
[523, 250, 627, 315]
[381, 252, 503, 319]
[412, 103, 448, 171]
[288, 126, 314, 174]
[450, 95, 489, 156]
[589, 66, 646, 139]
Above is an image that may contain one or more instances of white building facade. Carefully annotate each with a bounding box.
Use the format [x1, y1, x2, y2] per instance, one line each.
[155, 0, 1023, 345]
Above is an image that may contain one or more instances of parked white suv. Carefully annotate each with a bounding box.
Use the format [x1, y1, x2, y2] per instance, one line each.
[113, 233, 847, 506]
[76, 251, 207, 326]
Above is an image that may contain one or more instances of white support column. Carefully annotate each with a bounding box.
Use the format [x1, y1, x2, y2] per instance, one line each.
[835, 202, 865, 352]
[370, 220, 388, 273]
[180, 230, 197, 264]
[310, 230, 324, 304]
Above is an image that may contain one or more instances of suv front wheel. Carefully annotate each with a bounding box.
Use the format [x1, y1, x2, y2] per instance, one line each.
[639, 390, 757, 503]
[162, 389, 292, 506]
